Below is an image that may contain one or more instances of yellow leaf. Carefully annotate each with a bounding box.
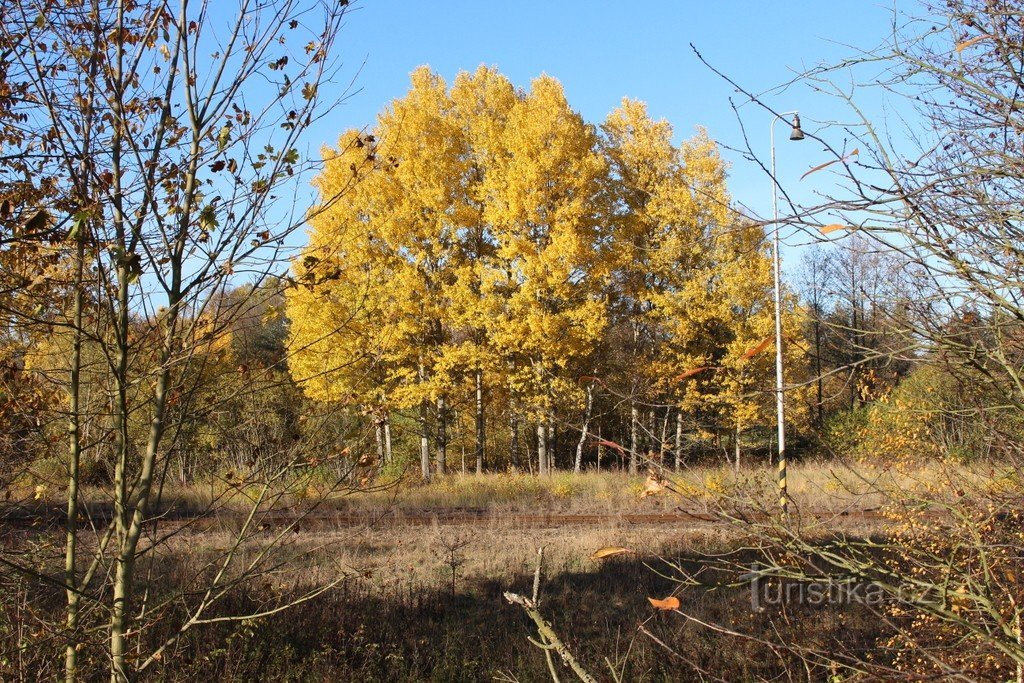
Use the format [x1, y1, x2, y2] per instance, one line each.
[648, 596, 680, 610]
[591, 546, 632, 560]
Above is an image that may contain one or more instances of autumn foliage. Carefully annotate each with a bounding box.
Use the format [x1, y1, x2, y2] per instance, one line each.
[286, 66, 809, 478]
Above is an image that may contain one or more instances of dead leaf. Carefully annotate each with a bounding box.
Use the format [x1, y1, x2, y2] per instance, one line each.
[820, 224, 850, 235]
[740, 337, 772, 362]
[800, 148, 859, 180]
[594, 438, 626, 456]
[591, 547, 632, 560]
[640, 474, 665, 498]
[956, 34, 992, 52]
[648, 596, 681, 610]
[676, 366, 710, 381]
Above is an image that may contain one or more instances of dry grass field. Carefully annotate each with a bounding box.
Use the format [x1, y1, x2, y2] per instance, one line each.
[2, 458, 1006, 680]
[116, 506, 884, 681]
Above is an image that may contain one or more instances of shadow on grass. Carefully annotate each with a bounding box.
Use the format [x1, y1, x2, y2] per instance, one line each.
[143, 546, 887, 682]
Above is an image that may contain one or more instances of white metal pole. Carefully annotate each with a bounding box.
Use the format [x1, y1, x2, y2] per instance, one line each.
[770, 111, 797, 516]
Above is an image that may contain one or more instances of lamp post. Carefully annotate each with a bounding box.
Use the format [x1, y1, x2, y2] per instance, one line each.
[770, 111, 803, 517]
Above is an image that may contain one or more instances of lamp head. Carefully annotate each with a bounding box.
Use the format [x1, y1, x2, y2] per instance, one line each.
[789, 114, 805, 141]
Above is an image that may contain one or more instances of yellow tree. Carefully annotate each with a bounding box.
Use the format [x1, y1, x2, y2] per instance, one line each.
[602, 98, 690, 473]
[444, 66, 518, 474]
[289, 69, 468, 479]
[285, 130, 404, 467]
[644, 132, 809, 467]
[483, 75, 608, 475]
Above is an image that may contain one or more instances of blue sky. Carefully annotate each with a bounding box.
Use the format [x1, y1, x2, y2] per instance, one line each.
[309, 1, 915, 274]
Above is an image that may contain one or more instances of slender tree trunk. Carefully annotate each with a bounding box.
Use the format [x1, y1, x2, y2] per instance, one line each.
[64, 230, 86, 683]
[734, 422, 741, 472]
[629, 403, 639, 475]
[419, 400, 431, 481]
[537, 421, 548, 477]
[418, 360, 431, 481]
[111, 302, 176, 681]
[436, 395, 447, 475]
[510, 413, 520, 470]
[374, 417, 385, 465]
[649, 409, 657, 462]
[109, 267, 133, 681]
[547, 415, 556, 472]
[659, 409, 669, 464]
[475, 368, 485, 475]
[573, 383, 594, 473]
[674, 409, 683, 472]
[814, 317, 824, 428]
[383, 413, 392, 465]
[596, 425, 603, 473]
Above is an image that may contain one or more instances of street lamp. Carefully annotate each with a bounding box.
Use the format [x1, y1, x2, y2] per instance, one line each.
[770, 111, 803, 517]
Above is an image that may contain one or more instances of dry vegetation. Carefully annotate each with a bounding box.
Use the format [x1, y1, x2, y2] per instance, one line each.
[1, 460, 983, 680]
[2, 466, 894, 681]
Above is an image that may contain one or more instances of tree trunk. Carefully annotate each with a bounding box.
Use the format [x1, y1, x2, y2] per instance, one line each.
[537, 421, 548, 477]
[659, 409, 669, 464]
[629, 403, 639, 475]
[734, 422, 741, 472]
[383, 413, 392, 465]
[510, 413, 520, 470]
[547, 415, 556, 472]
[814, 317, 824, 428]
[419, 400, 431, 481]
[573, 383, 594, 473]
[111, 302, 176, 682]
[374, 417, 385, 465]
[436, 395, 447, 475]
[109, 250, 133, 681]
[475, 368, 485, 475]
[674, 409, 683, 472]
[64, 228, 85, 683]
[596, 425, 604, 473]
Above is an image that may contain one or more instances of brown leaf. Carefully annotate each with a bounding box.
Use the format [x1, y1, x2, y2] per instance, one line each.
[956, 34, 992, 52]
[591, 547, 632, 560]
[209, 160, 226, 173]
[740, 337, 772, 362]
[24, 210, 50, 234]
[800, 148, 859, 181]
[648, 596, 680, 610]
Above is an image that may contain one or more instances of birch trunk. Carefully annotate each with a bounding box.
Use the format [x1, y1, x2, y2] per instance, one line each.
[436, 395, 447, 475]
[674, 409, 683, 472]
[573, 383, 594, 473]
[537, 421, 548, 477]
[629, 403, 640, 475]
[475, 368, 485, 475]
[419, 400, 431, 481]
[510, 413, 520, 470]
